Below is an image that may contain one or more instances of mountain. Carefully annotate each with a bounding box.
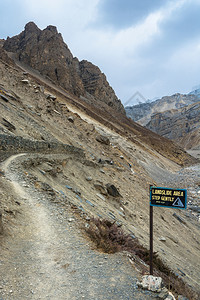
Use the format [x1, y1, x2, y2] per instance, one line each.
[189, 86, 200, 98]
[3, 22, 125, 114]
[0, 23, 200, 298]
[125, 93, 200, 150]
[125, 93, 199, 126]
[146, 101, 200, 150]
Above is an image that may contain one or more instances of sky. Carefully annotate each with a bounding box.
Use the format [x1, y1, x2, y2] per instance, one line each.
[0, 0, 200, 106]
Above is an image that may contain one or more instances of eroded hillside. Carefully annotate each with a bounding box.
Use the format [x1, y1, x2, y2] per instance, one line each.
[146, 101, 200, 150]
[125, 93, 200, 151]
[0, 39, 200, 298]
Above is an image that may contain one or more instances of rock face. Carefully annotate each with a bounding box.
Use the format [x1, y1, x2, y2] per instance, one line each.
[146, 101, 200, 150]
[0, 47, 14, 66]
[3, 22, 125, 114]
[125, 93, 199, 126]
[125, 93, 200, 150]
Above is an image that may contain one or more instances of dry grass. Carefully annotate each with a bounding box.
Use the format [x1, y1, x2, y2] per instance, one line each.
[86, 218, 199, 300]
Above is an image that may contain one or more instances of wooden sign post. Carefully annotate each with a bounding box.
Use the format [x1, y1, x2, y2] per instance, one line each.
[149, 186, 187, 275]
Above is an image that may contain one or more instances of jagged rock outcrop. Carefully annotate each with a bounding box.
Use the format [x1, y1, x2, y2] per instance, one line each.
[0, 46, 14, 66]
[3, 22, 125, 114]
[125, 93, 199, 126]
[79, 60, 123, 110]
[146, 101, 200, 150]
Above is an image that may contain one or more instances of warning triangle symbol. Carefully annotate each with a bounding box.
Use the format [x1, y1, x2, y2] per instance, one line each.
[172, 197, 184, 207]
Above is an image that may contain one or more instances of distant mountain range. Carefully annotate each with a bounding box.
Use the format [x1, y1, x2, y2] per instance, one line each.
[189, 86, 200, 97]
[125, 92, 200, 150]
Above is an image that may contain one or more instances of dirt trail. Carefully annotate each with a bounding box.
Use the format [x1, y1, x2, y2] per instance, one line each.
[0, 154, 157, 300]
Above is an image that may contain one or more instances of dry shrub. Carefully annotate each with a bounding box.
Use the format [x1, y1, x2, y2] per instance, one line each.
[86, 218, 199, 300]
[86, 218, 136, 253]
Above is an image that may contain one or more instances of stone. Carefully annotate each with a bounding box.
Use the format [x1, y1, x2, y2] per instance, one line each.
[73, 188, 81, 195]
[46, 94, 56, 100]
[68, 116, 74, 123]
[106, 183, 121, 197]
[39, 169, 46, 175]
[65, 185, 73, 190]
[167, 235, 178, 244]
[53, 109, 61, 115]
[105, 159, 113, 165]
[159, 236, 166, 242]
[21, 79, 29, 84]
[98, 158, 106, 164]
[117, 210, 125, 218]
[96, 134, 110, 145]
[173, 213, 186, 225]
[86, 176, 92, 181]
[68, 218, 74, 222]
[0, 94, 9, 102]
[137, 275, 163, 292]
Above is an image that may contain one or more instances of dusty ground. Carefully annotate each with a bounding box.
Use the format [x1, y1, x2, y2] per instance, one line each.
[0, 154, 160, 300]
[0, 58, 200, 299]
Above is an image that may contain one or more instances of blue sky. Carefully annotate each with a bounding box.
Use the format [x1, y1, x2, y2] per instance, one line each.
[0, 0, 200, 105]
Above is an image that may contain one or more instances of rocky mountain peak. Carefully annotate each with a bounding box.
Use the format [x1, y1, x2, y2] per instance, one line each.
[24, 21, 40, 33]
[45, 25, 58, 33]
[3, 23, 125, 114]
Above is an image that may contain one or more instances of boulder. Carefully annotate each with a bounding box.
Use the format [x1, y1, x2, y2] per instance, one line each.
[46, 93, 57, 101]
[106, 184, 121, 197]
[137, 275, 163, 292]
[68, 116, 74, 123]
[96, 134, 110, 145]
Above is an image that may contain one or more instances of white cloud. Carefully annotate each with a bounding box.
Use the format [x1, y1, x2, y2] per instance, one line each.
[22, 0, 99, 29]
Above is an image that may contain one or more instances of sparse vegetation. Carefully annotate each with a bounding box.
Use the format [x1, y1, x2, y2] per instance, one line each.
[86, 218, 199, 300]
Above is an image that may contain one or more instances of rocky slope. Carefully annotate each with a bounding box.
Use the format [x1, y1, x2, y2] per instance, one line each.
[3, 22, 124, 114]
[125, 93, 200, 150]
[0, 26, 199, 299]
[125, 93, 199, 126]
[146, 101, 200, 150]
